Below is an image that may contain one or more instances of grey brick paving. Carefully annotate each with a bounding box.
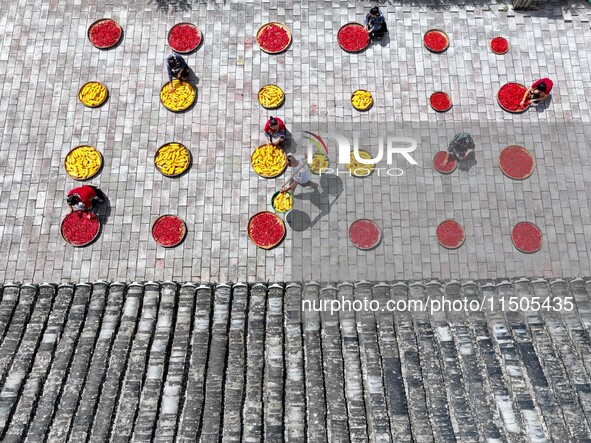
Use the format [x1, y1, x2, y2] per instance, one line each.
[0, 1, 589, 282]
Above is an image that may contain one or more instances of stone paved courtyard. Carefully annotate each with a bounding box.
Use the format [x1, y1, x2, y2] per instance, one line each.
[0, 0, 590, 283]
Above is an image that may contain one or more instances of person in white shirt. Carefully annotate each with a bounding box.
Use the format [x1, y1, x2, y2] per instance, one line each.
[281, 154, 318, 193]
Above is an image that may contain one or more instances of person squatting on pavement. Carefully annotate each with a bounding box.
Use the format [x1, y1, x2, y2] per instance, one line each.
[365, 6, 388, 40]
[264, 116, 286, 147]
[166, 53, 190, 90]
[520, 77, 554, 108]
[67, 185, 105, 212]
[442, 132, 476, 166]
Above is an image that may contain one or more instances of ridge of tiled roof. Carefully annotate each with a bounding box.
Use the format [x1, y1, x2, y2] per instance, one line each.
[0, 279, 591, 441]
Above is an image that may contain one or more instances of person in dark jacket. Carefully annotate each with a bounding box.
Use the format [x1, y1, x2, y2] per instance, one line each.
[364, 6, 388, 40]
[166, 53, 190, 90]
[442, 132, 475, 166]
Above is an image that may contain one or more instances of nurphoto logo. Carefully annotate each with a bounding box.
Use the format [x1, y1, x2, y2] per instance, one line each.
[303, 130, 418, 176]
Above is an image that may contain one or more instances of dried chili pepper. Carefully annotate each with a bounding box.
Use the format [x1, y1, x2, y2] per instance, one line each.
[436, 220, 464, 248]
[424, 30, 448, 52]
[349, 220, 381, 249]
[153, 215, 186, 247]
[430, 92, 451, 111]
[499, 146, 534, 179]
[62, 211, 100, 246]
[258, 24, 290, 52]
[512, 222, 542, 253]
[498, 83, 528, 112]
[168, 24, 201, 53]
[490, 36, 509, 54]
[248, 212, 285, 248]
[89, 19, 121, 48]
[433, 151, 457, 174]
[337, 24, 370, 52]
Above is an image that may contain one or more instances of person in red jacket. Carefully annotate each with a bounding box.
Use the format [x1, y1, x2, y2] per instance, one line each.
[264, 116, 286, 147]
[67, 185, 104, 212]
[520, 78, 553, 107]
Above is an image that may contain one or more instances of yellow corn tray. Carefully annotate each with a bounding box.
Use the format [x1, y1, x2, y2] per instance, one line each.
[160, 80, 196, 112]
[309, 153, 330, 175]
[271, 191, 294, 213]
[346, 150, 374, 177]
[64, 145, 103, 181]
[78, 81, 108, 108]
[154, 142, 192, 177]
[258, 84, 285, 109]
[351, 90, 373, 111]
[251, 144, 287, 178]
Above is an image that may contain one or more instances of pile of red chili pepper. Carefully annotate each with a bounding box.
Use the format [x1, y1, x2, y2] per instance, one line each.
[349, 220, 381, 249]
[433, 151, 457, 174]
[257, 24, 290, 52]
[512, 222, 542, 253]
[498, 83, 528, 112]
[248, 212, 286, 248]
[424, 30, 448, 52]
[436, 220, 464, 248]
[62, 211, 100, 246]
[153, 215, 185, 247]
[430, 92, 451, 111]
[337, 24, 370, 52]
[499, 146, 534, 179]
[89, 19, 122, 48]
[168, 24, 201, 53]
[490, 36, 509, 54]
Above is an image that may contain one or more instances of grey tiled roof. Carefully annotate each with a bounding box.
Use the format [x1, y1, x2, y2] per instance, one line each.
[0, 279, 591, 441]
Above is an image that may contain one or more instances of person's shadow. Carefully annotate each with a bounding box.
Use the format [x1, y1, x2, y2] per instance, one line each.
[535, 95, 552, 113]
[374, 32, 390, 48]
[287, 173, 344, 230]
[458, 151, 478, 172]
[282, 129, 295, 154]
[186, 67, 200, 86]
[94, 189, 112, 225]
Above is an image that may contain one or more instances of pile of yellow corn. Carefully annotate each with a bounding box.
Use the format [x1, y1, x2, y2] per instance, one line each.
[251, 144, 287, 177]
[309, 153, 330, 174]
[272, 192, 293, 212]
[258, 85, 284, 109]
[351, 90, 373, 111]
[78, 82, 108, 107]
[346, 150, 374, 176]
[155, 143, 191, 176]
[65, 146, 103, 180]
[160, 80, 196, 111]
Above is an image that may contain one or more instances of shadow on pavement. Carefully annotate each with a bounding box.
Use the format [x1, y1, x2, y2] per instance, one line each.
[287, 174, 344, 231]
[285, 210, 311, 232]
[458, 151, 478, 172]
[149, 0, 201, 12]
[535, 95, 553, 113]
[96, 193, 112, 225]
